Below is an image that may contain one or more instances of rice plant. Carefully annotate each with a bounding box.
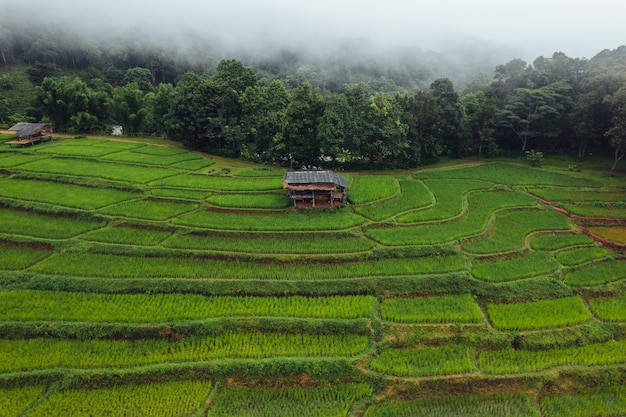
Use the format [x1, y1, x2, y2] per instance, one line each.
[380, 294, 484, 323]
[417, 162, 600, 187]
[163, 231, 375, 254]
[556, 246, 609, 266]
[98, 198, 199, 220]
[348, 175, 399, 204]
[480, 340, 626, 374]
[174, 208, 366, 231]
[0, 291, 375, 321]
[370, 345, 474, 376]
[365, 393, 540, 417]
[463, 208, 571, 254]
[0, 207, 105, 238]
[0, 241, 52, 270]
[397, 178, 491, 223]
[472, 252, 560, 282]
[565, 261, 626, 286]
[16, 158, 177, 183]
[530, 233, 594, 250]
[367, 191, 536, 246]
[541, 385, 626, 417]
[30, 252, 466, 279]
[354, 179, 434, 221]
[0, 386, 45, 416]
[0, 178, 140, 209]
[207, 193, 292, 209]
[80, 225, 172, 246]
[588, 293, 626, 321]
[0, 333, 369, 372]
[30, 380, 211, 417]
[207, 383, 372, 417]
[486, 296, 592, 330]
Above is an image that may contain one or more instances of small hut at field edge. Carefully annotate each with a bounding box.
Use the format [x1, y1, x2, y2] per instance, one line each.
[283, 170, 349, 208]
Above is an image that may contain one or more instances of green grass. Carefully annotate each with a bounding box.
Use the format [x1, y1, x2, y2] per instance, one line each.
[170, 158, 216, 170]
[479, 339, 626, 374]
[57, 139, 143, 149]
[128, 145, 188, 156]
[561, 204, 626, 218]
[380, 294, 484, 323]
[16, 158, 177, 183]
[35, 144, 121, 157]
[486, 297, 592, 330]
[588, 226, 626, 243]
[530, 233, 595, 250]
[397, 179, 491, 223]
[234, 168, 286, 177]
[207, 384, 372, 417]
[0, 333, 369, 372]
[348, 175, 399, 204]
[365, 393, 540, 417]
[0, 207, 105, 238]
[0, 178, 141, 209]
[555, 246, 610, 266]
[163, 231, 375, 254]
[98, 199, 199, 220]
[80, 225, 172, 245]
[588, 294, 626, 322]
[175, 208, 366, 231]
[0, 241, 52, 270]
[564, 261, 626, 286]
[100, 149, 203, 165]
[354, 179, 434, 221]
[370, 345, 474, 376]
[366, 191, 536, 246]
[151, 188, 210, 200]
[30, 252, 466, 280]
[30, 381, 211, 417]
[463, 208, 572, 254]
[529, 188, 626, 202]
[472, 252, 560, 282]
[0, 385, 44, 417]
[541, 385, 626, 417]
[0, 291, 375, 321]
[0, 153, 47, 167]
[207, 193, 292, 209]
[152, 174, 282, 191]
[418, 162, 601, 187]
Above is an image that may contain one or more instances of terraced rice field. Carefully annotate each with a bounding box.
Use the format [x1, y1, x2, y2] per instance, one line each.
[1, 138, 625, 416]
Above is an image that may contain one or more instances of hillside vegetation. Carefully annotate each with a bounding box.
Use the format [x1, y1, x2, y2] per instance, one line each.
[0, 136, 625, 415]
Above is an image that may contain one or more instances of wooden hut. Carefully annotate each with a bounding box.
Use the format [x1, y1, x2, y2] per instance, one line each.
[283, 170, 349, 208]
[6, 123, 54, 147]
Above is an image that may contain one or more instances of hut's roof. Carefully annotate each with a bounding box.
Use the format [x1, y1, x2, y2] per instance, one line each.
[8, 123, 52, 137]
[284, 171, 349, 189]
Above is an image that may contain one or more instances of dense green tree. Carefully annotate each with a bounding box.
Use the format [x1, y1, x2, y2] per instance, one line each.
[35, 76, 105, 132]
[165, 72, 211, 148]
[430, 78, 463, 155]
[240, 80, 290, 160]
[604, 83, 626, 174]
[460, 92, 497, 158]
[362, 92, 408, 166]
[107, 82, 147, 135]
[318, 93, 351, 166]
[280, 82, 325, 167]
[498, 81, 572, 151]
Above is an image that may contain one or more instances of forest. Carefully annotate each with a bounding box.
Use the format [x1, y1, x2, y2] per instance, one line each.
[1, 23, 625, 170]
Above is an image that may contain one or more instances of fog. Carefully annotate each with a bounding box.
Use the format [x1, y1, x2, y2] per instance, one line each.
[2, 0, 625, 67]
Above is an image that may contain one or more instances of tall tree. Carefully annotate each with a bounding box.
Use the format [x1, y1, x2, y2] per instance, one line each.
[604, 83, 626, 174]
[460, 92, 497, 158]
[281, 82, 324, 167]
[430, 78, 463, 155]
